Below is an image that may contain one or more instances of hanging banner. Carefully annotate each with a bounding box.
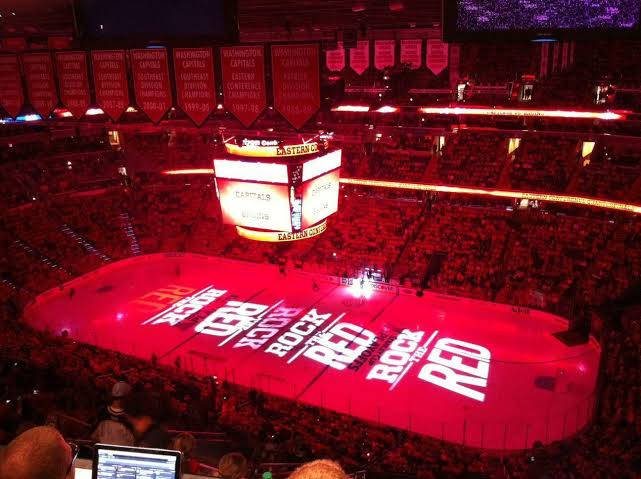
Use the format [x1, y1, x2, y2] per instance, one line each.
[0, 55, 24, 118]
[374, 40, 396, 70]
[349, 40, 370, 75]
[561, 42, 570, 71]
[22, 52, 58, 118]
[55, 51, 90, 118]
[448, 44, 460, 88]
[426, 39, 449, 76]
[130, 48, 172, 123]
[92, 50, 129, 121]
[552, 42, 560, 73]
[540, 43, 550, 79]
[400, 39, 422, 70]
[325, 42, 345, 72]
[220, 45, 266, 127]
[271, 44, 320, 130]
[173, 47, 215, 126]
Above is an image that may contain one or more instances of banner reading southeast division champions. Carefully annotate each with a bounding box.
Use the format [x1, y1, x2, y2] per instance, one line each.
[220, 46, 266, 127]
[0, 55, 24, 118]
[271, 44, 320, 129]
[92, 50, 129, 121]
[55, 51, 91, 119]
[130, 48, 172, 123]
[173, 48, 216, 126]
[217, 179, 293, 232]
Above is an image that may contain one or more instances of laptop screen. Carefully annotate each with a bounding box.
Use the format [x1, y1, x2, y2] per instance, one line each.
[94, 445, 180, 479]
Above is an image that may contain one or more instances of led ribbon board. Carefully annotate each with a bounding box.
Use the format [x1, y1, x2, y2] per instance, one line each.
[236, 220, 327, 242]
[225, 141, 320, 158]
[163, 169, 641, 216]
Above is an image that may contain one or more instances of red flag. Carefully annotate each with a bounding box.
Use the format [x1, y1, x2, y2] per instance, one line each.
[426, 39, 449, 76]
[374, 40, 396, 70]
[92, 50, 129, 121]
[0, 54, 24, 118]
[55, 51, 91, 118]
[349, 40, 369, 75]
[130, 48, 172, 123]
[220, 45, 266, 127]
[325, 42, 345, 72]
[173, 48, 215, 126]
[400, 39, 422, 70]
[271, 44, 320, 130]
[23, 52, 58, 117]
[540, 43, 550, 79]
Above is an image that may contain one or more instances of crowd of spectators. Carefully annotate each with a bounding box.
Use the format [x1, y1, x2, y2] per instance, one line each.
[1, 124, 641, 478]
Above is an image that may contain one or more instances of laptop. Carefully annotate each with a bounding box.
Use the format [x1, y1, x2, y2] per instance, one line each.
[92, 444, 181, 479]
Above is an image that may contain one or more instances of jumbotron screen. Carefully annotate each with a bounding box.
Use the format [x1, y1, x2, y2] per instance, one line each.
[217, 179, 292, 232]
[302, 170, 340, 229]
[450, 0, 641, 34]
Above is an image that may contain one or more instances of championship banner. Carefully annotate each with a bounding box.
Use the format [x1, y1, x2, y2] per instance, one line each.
[426, 39, 449, 76]
[271, 44, 320, 130]
[22, 53, 58, 118]
[400, 39, 422, 70]
[561, 42, 570, 71]
[349, 40, 369, 75]
[374, 40, 396, 70]
[55, 51, 91, 118]
[0, 55, 24, 118]
[220, 45, 266, 127]
[92, 50, 129, 121]
[325, 42, 345, 72]
[552, 42, 560, 73]
[448, 44, 460, 88]
[130, 48, 172, 124]
[540, 42, 550, 79]
[173, 47, 215, 126]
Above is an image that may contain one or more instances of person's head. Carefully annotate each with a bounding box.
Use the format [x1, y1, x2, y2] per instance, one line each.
[218, 452, 248, 479]
[288, 460, 348, 479]
[0, 426, 78, 479]
[110, 381, 131, 403]
[171, 433, 196, 458]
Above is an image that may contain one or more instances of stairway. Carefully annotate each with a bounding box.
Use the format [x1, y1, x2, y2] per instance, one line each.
[60, 224, 112, 263]
[119, 212, 142, 255]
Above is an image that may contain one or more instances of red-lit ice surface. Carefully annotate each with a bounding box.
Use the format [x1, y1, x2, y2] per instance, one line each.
[24, 254, 600, 450]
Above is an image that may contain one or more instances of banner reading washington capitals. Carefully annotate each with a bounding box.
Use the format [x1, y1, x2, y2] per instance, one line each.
[271, 44, 320, 130]
[130, 48, 172, 123]
[55, 51, 91, 118]
[23, 52, 58, 118]
[400, 39, 422, 70]
[173, 48, 216, 126]
[349, 40, 370, 75]
[92, 50, 129, 121]
[325, 42, 345, 72]
[426, 39, 449, 76]
[374, 40, 396, 70]
[220, 45, 266, 127]
[0, 55, 24, 118]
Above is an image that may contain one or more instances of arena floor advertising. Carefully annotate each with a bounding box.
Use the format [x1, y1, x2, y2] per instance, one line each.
[23, 253, 601, 450]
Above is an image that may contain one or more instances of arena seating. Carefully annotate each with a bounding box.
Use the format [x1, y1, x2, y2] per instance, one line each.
[1, 124, 641, 478]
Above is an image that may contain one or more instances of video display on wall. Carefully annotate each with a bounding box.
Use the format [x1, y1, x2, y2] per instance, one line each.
[445, 0, 641, 39]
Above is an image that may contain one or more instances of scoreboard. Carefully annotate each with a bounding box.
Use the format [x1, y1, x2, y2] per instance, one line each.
[214, 137, 341, 241]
